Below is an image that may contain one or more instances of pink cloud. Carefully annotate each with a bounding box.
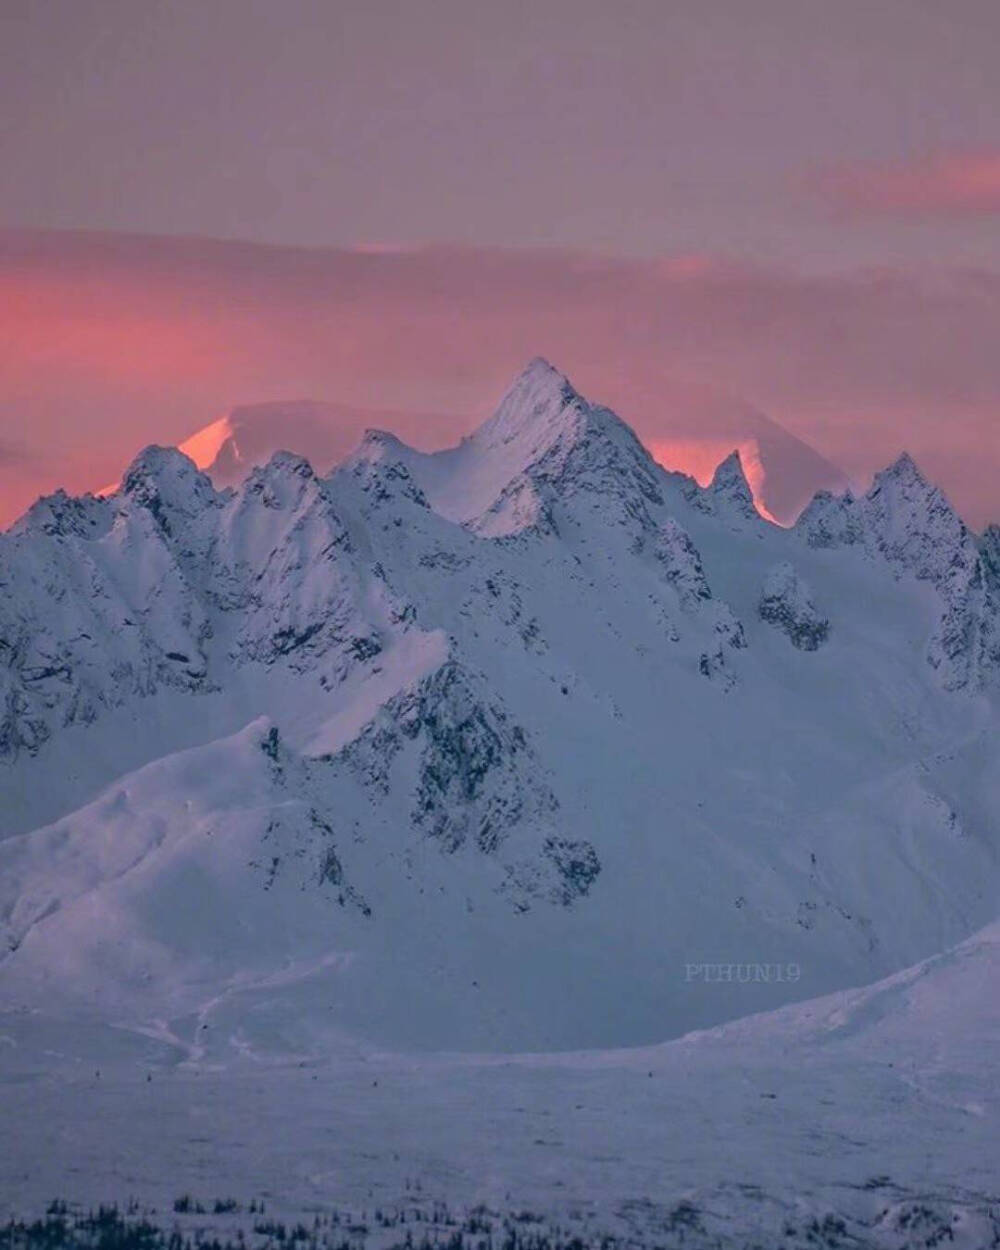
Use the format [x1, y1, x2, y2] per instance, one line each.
[1, 229, 999, 530]
[810, 150, 1000, 221]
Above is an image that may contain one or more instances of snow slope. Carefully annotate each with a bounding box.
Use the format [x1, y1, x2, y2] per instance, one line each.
[1, 358, 999, 1055]
[0, 922, 997, 1247]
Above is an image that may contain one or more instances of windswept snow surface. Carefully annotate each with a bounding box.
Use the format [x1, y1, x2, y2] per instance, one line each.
[0, 923, 997, 1247]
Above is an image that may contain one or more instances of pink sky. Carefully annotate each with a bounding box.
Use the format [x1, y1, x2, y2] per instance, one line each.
[1, 228, 998, 530]
[2, 3, 999, 530]
[812, 151, 1000, 220]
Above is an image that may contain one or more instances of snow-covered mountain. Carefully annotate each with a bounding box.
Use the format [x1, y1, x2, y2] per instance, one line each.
[1, 357, 998, 1054]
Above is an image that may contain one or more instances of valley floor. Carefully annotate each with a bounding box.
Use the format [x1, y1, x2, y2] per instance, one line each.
[2, 924, 998, 1250]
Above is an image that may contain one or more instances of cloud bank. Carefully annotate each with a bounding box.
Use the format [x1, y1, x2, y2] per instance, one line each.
[811, 150, 1000, 221]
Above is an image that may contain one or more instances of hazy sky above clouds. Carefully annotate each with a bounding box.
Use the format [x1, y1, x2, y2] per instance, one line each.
[1, 0, 999, 528]
[3, 0, 999, 264]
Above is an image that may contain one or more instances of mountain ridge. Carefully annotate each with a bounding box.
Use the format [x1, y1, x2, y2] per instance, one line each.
[89, 358, 853, 529]
[1, 358, 998, 1053]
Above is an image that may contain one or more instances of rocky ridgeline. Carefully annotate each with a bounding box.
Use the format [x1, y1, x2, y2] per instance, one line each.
[2, 360, 996, 769]
[1, 359, 998, 930]
[797, 453, 999, 688]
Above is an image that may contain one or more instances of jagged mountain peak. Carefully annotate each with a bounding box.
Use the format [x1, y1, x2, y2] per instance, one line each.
[795, 486, 862, 549]
[410, 358, 664, 534]
[798, 450, 966, 548]
[255, 448, 318, 481]
[118, 444, 218, 534]
[345, 428, 426, 483]
[237, 449, 341, 517]
[522, 354, 565, 381]
[792, 448, 990, 689]
[11, 488, 110, 540]
[861, 450, 968, 554]
[355, 427, 412, 461]
[473, 356, 588, 452]
[863, 451, 973, 538]
[507, 355, 576, 403]
[874, 450, 927, 486]
[703, 449, 759, 520]
[340, 429, 430, 511]
[121, 442, 199, 483]
[120, 443, 215, 502]
[865, 451, 950, 511]
[472, 357, 652, 469]
[711, 449, 751, 490]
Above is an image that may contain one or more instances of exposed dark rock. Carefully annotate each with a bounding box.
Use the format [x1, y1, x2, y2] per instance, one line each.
[759, 562, 830, 651]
